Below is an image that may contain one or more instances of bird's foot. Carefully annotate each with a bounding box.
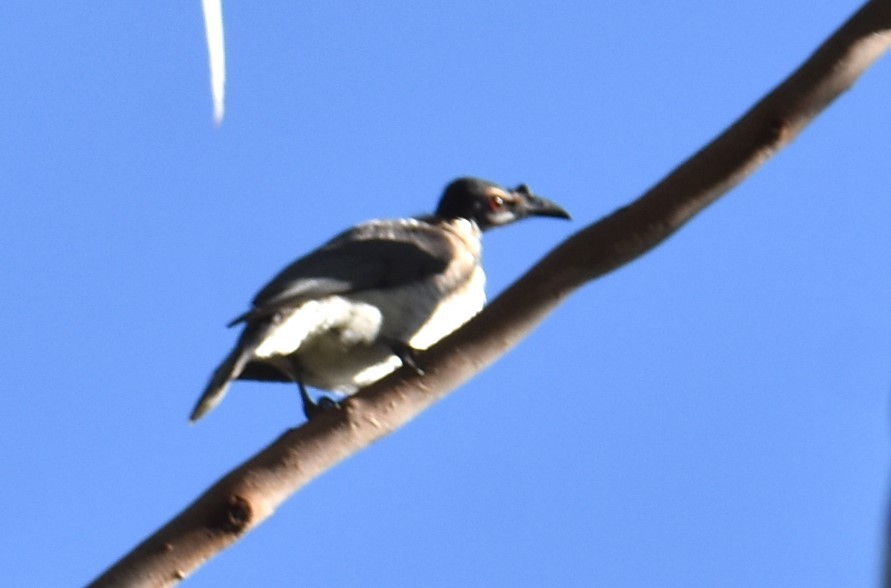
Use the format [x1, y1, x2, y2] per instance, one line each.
[300, 383, 341, 420]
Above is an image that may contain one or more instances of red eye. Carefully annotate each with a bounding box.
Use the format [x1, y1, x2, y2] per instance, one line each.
[489, 196, 505, 210]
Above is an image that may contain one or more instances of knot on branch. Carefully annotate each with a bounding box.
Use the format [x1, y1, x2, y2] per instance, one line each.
[207, 494, 252, 536]
[760, 115, 793, 150]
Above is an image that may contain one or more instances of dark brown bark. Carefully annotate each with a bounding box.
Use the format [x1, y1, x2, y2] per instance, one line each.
[89, 2, 891, 585]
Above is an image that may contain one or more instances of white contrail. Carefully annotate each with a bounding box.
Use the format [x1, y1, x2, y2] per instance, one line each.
[202, 0, 226, 126]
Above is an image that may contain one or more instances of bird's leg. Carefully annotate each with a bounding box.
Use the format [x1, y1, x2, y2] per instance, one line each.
[388, 340, 426, 376]
[272, 359, 340, 421]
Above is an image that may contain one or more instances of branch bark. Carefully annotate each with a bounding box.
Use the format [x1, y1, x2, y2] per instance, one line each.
[90, 2, 891, 585]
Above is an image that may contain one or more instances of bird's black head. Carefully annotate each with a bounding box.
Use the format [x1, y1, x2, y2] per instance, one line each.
[434, 177, 570, 230]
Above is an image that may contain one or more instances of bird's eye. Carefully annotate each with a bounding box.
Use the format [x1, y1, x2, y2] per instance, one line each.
[489, 195, 505, 210]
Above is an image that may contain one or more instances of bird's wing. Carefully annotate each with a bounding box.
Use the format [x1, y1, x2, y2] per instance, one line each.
[228, 220, 453, 326]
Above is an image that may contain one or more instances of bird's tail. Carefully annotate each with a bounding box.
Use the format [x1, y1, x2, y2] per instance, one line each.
[189, 347, 252, 423]
[190, 322, 271, 423]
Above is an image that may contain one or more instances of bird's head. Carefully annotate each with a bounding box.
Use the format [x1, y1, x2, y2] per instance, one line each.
[435, 177, 570, 230]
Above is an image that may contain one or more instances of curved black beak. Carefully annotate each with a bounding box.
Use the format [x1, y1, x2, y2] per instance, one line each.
[512, 184, 571, 220]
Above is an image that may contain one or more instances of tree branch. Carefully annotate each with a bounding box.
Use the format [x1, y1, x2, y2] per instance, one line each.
[89, 1, 891, 585]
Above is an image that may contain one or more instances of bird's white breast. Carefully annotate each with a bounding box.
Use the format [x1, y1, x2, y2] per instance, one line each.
[408, 264, 485, 349]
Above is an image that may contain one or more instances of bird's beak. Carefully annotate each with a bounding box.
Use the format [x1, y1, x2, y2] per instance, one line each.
[511, 184, 572, 220]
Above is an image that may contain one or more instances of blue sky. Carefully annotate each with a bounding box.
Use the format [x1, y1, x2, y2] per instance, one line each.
[2, 2, 889, 586]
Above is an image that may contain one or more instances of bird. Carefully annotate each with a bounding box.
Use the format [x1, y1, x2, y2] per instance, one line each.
[189, 177, 570, 423]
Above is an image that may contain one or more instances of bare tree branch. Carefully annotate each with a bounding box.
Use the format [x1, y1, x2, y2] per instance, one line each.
[90, 1, 891, 585]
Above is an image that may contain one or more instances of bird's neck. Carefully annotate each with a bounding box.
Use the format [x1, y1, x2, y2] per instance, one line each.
[437, 216, 482, 256]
